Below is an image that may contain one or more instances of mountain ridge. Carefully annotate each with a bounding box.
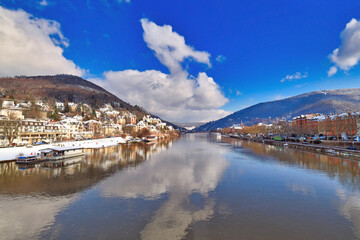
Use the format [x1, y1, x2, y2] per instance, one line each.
[0, 74, 180, 128]
[196, 88, 360, 131]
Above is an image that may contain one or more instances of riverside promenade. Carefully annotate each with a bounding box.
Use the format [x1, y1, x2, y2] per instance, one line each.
[0, 137, 126, 162]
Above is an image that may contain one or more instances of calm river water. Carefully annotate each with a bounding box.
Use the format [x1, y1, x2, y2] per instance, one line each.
[1, 134, 360, 239]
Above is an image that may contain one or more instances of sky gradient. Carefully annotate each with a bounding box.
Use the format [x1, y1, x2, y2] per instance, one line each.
[1, 0, 360, 122]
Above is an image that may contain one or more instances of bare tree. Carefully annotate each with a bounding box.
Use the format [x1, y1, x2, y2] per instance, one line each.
[0, 112, 21, 145]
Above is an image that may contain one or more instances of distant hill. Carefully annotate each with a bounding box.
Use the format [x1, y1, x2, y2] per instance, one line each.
[196, 88, 360, 131]
[0, 75, 177, 126]
[0, 74, 143, 110]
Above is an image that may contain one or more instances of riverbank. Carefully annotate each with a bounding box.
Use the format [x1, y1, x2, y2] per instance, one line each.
[0, 137, 126, 162]
[224, 135, 360, 160]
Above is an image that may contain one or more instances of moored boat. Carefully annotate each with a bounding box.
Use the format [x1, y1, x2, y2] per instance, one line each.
[39, 147, 85, 161]
[144, 135, 156, 142]
[16, 155, 42, 164]
[128, 137, 142, 143]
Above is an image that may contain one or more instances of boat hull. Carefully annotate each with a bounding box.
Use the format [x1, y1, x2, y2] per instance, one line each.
[46, 153, 85, 161]
[16, 159, 45, 164]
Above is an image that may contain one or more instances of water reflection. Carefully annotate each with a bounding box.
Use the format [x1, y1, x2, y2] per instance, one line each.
[100, 135, 229, 239]
[221, 137, 360, 239]
[337, 189, 360, 239]
[0, 139, 174, 240]
[222, 138, 360, 192]
[0, 141, 172, 195]
[0, 195, 76, 240]
[3, 135, 360, 239]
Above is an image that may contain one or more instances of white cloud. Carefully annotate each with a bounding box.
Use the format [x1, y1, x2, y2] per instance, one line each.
[39, 0, 48, 6]
[280, 72, 308, 83]
[328, 66, 338, 77]
[0, 6, 84, 77]
[141, 18, 211, 73]
[329, 18, 360, 76]
[92, 19, 229, 122]
[92, 70, 229, 122]
[215, 54, 226, 63]
[236, 90, 242, 96]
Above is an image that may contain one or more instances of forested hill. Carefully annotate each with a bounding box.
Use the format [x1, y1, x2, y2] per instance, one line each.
[0, 74, 147, 117]
[196, 88, 360, 131]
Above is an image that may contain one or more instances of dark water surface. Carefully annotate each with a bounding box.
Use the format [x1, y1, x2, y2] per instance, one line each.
[1, 134, 360, 239]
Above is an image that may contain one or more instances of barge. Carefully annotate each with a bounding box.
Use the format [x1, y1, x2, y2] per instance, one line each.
[16, 155, 43, 164]
[39, 147, 85, 161]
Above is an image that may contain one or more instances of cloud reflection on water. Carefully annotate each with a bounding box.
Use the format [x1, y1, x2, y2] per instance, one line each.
[0, 195, 76, 240]
[100, 138, 229, 240]
[337, 188, 360, 239]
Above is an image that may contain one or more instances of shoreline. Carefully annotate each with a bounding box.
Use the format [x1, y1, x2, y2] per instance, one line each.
[0, 137, 126, 162]
[224, 135, 360, 161]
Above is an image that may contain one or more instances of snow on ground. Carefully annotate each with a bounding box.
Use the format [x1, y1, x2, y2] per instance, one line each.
[0, 137, 126, 162]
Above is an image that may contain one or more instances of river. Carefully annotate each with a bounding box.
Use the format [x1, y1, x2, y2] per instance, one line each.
[1, 133, 360, 239]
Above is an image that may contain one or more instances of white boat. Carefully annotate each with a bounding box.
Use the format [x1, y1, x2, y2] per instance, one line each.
[39, 147, 85, 161]
[144, 135, 156, 142]
[125, 136, 133, 142]
[128, 137, 142, 143]
[326, 149, 335, 154]
[16, 155, 42, 164]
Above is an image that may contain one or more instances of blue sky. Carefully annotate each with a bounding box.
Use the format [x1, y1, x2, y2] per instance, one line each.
[1, 0, 360, 122]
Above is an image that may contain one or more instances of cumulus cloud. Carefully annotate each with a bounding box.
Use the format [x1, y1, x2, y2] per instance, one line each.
[0, 6, 84, 77]
[280, 72, 308, 83]
[329, 18, 360, 76]
[141, 19, 211, 73]
[92, 19, 229, 122]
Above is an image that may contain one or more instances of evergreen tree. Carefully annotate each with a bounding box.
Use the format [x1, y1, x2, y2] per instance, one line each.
[63, 103, 70, 113]
[50, 108, 60, 121]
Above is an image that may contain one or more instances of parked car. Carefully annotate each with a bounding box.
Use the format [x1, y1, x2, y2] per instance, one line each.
[319, 135, 326, 140]
[347, 146, 357, 150]
[273, 136, 285, 141]
[326, 149, 335, 154]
